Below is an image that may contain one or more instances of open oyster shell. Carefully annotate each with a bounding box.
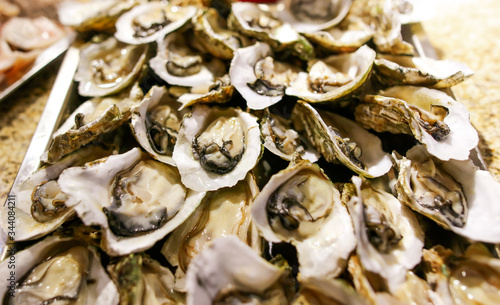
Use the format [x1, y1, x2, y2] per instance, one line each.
[393, 144, 500, 243]
[150, 30, 226, 87]
[177, 74, 234, 110]
[186, 236, 295, 305]
[356, 85, 479, 161]
[173, 105, 262, 192]
[1, 145, 112, 242]
[373, 54, 474, 88]
[293, 276, 368, 305]
[345, 176, 424, 293]
[286, 45, 375, 103]
[161, 174, 260, 292]
[0, 236, 119, 305]
[228, 2, 315, 61]
[230, 42, 301, 110]
[251, 157, 356, 279]
[75, 37, 148, 97]
[292, 100, 392, 178]
[114, 1, 197, 45]
[58, 148, 206, 256]
[278, 0, 353, 34]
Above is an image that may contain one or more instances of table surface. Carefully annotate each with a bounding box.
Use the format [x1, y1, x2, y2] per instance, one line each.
[1, 0, 499, 205]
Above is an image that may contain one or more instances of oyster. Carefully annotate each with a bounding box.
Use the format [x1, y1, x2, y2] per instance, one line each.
[150, 30, 226, 87]
[260, 108, 319, 162]
[1, 16, 65, 51]
[251, 157, 356, 279]
[0, 236, 119, 305]
[42, 85, 143, 164]
[345, 176, 424, 293]
[161, 174, 260, 292]
[107, 253, 184, 305]
[393, 144, 500, 243]
[228, 2, 315, 61]
[292, 100, 392, 178]
[293, 276, 368, 305]
[114, 1, 197, 45]
[130, 86, 185, 166]
[192, 8, 251, 60]
[286, 45, 375, 103]
[356, 86, 479, 161]
[0, 145, 112, 241]
[186, 236, 296, 305]
[58, 148, 206, 255]
[230, 42, 301, 110]
[173, 105, 262, 192]
[278, 0, 353, 33]
[75, 37, 148, 97]
[373, 54, 474, 88]
[177, 74, 234, 110]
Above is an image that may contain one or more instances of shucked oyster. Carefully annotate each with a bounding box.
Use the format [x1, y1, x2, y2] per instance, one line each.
[176, 74, 234, 110]
[58, 148, 206, 255]
[173, 105, 262, 192]
[114, 1, 197, 45]
[393, 145, 500, 243]
[0, 236, 119, 305]
[356, 86, 479, 161]
[292, 100, 392, 178]
[162, 174, 260, 292]
[75, 37, 148, 97]
[252, 157, 356, 279]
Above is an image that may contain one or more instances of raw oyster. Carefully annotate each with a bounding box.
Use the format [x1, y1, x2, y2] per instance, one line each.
[58, 0, 141, 32]
[114, 1, 197, 45]
[107, 253, 184, 305]
[58, 148, 206, 255]
[345, 176, 424, 293]
[42, 85, 143, 164]
[130, 86, 186, 166]
[373, 54, 474, 88]
[292, 100, 392, 178]
[260, 108, 319, 162]
[0, 236, 119, 305]
[286, 45, 375, 103]
[161, 174, 260, 292]
[278, 0, 353, 33]
[1, 16, 65, 51]
[230, 42, 301, 110]
[150, 30, 226, 87]
[192, 8, 251, 60]
[393, 144, 500, 243]
[251, 157, 356, 279]
[186, 236, 296, 305]
[75, 37, 148, 97]
[177, 74, 234, 110]
[0, 145, 112, 241]
[173, 105, 262, 192]
[228, 2, 315, 61]
[356, 86, 479, 160]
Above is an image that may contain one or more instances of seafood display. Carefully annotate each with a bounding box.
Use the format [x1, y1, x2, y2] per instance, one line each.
[3, 0, 500, 304]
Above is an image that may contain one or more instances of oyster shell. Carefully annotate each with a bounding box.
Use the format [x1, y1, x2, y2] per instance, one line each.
[292, 100, 392, 178]
[75, 37, 148, 97]
[0, 145, 112, 242]
[58, 148, 206, 255]
[186, 236, 295, 305]
[356, 86, 479, 161]
[286, 45, 376, 103]
[293, 276, 368, 305]
[176, 74, 234, 110]
[150, 30, 226, 87]
[251, 157, 356, 279]
[230, 42, 301, 110]
[1, 16, 65, 51]
[345, 176, 424, 293]
[173, 105, 262, 192]
[0, 236, 119, 305]
[373, 54, 474, 88]
[161, 174, 260, 292]
[114, 1, 197, 45]
[278, 0, 353, 34]
[393, 144, 500, 243]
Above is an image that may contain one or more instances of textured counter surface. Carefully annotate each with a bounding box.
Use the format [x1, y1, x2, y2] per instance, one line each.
[1, 0, 499, 206]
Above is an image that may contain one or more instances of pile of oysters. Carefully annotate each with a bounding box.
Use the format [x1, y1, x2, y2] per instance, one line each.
[2, 0, 500, 304]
